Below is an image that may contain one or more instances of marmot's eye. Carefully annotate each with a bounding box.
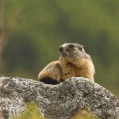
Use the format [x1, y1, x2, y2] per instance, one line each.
[66, 49, 69, 52]
[78, 45, 84, 51]
[69, 44, 74, 48]
[79, 47, 83, 51]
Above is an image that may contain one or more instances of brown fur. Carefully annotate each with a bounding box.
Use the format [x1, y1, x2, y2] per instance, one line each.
[38, 43, 95, 84]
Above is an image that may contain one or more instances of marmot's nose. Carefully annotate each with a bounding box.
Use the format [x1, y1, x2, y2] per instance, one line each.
[59, 46, 63, 53]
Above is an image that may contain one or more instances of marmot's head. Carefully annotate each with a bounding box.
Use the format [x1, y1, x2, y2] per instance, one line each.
[59, 43, 89, 62]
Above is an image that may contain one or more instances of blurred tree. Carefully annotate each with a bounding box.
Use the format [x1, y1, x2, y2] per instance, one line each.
[0, 0, 23, 70]
[0, 0, 5, 60]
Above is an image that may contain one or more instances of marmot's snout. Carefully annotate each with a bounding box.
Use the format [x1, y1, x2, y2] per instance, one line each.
[59, 46, 67, 56]
[59, 46, 63, 53]
[59, 43, 75, 56]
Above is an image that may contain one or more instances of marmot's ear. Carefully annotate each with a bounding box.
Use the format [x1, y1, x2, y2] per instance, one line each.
[80, 45, 84, 48]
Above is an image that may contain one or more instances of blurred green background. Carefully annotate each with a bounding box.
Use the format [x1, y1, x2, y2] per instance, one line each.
[0, 0, 119, 96]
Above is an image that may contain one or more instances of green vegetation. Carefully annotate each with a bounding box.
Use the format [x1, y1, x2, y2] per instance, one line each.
[1, 0, 119, 97]
[13, 102, 96, 119]
[12, 102, 46, 119]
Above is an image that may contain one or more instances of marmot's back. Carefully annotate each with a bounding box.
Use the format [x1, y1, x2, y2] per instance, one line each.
[38, 61, 62, 85]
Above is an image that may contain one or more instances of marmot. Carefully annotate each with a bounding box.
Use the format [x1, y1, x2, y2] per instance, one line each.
[38, 43, 95, 84]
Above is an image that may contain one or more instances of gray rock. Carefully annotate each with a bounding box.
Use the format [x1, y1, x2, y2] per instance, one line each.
[0, 76, 119, 119]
